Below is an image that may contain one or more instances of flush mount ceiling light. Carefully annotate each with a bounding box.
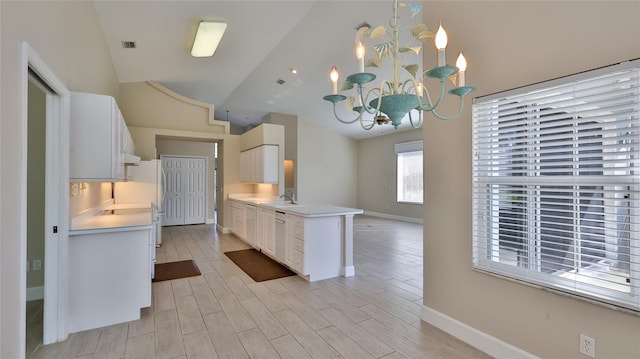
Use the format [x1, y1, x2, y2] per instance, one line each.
[191, 20, 227, 57]
[323, 0, 475, 130]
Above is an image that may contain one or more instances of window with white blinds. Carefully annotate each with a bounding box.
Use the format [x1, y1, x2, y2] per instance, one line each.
[472, 59, 640, 311]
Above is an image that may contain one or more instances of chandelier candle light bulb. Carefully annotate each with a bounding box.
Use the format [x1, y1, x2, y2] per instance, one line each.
[456, 52, 467, 87]
[435, 23, 448, 66]
[330, 65, 339, 94]
[356, 40, 366, 73]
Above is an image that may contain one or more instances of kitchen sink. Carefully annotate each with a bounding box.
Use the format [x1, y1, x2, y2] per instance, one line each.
[266, 202, 305, 208]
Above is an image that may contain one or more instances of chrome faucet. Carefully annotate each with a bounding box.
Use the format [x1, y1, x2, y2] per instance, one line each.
[279, 193, 296, 204]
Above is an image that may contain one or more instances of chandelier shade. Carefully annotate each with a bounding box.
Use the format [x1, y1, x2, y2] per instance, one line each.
[323, 0, 475, 130]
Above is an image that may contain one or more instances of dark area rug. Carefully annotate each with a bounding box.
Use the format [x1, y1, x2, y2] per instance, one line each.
[224, 249, 296, 282]
[153, 259, 201, 282]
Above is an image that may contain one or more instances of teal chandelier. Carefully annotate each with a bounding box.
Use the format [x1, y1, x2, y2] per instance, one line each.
[323, 0, 475, 130]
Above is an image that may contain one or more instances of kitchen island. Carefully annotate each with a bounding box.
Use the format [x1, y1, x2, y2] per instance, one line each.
[228, 194, 363, 282]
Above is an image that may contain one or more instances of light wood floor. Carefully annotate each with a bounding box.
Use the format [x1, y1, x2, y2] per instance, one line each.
[29, 215, 491, 359]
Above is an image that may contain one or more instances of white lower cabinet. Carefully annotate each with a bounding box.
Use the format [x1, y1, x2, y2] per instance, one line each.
[230, 200, 347, 282]
[286, 214, 306, 274]
[257, 207, 275, 256]
[68, 227, 153, 333]
[229, 201, 246, 240]
[285, 214, 342, 281]
[244, 204, 257, 247]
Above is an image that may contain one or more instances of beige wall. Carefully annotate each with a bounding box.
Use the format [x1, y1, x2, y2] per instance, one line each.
[357, 128, 423, 221]
[118, 82, 228, 134]
[156, 139, 217, 223]
[263, 113, 298, 197]
[422, 2, 640, 358]
[297, 118, 358, 207]
[1, 1, 119, 357]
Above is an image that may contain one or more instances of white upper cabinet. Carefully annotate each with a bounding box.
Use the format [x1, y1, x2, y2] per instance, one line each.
[70, 92, 130, 181]
[240, 145, 278, 183]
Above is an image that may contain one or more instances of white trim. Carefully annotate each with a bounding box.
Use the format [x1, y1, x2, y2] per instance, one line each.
[26, 287, 44, 301]
[394, 139, 423, 154]
[217, 224, 230, 234]
[421, 305, 539, 359]
[22, 42, 70, 346]
[206, 218, 216, 224]
[363, 210, 423, 224]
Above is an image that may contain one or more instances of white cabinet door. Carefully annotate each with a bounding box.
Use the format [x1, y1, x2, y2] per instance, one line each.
[229, 201, 245, 239]
[256, 145, 279, 183]
[240, 145, 278, 183]
[162, 156, 206, 226]
[68, 227, 152, 333]
[257, 208, 275, 255]
[70, 91, 127, 181]
[244, 204, 257, 246]
[184, 158, 206, 225]
[162, 157, 185, 226]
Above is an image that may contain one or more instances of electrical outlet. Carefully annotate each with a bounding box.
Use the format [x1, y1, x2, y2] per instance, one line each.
[33, 260, 42, 271]
[580, 334, 596, 358]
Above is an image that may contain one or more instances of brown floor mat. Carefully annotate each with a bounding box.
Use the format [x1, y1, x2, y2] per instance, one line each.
[153, 259, 201, 282]
[224, 249, 296, 282]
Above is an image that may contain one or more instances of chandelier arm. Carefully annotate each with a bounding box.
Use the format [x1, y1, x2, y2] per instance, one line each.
[408, 109, 423, 128]
[360, 86, 379, 115]
[417, 77, 447, 111]
[430, 95, 467, 120]
[330, 102, 364, 124]
[359, 116, 377, 130]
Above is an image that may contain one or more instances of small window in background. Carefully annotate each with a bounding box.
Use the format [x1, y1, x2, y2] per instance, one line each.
[396, 140, 423, 204]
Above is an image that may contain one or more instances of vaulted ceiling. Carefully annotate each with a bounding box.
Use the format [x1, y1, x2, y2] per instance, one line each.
[94, 1, 424, 139]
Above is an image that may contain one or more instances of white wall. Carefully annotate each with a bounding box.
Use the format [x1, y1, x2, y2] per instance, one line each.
[297, 118, 358, 207]
[422, 2, 640, 358]
[1, 1, 119, 357]
[357, 128, 423, 221]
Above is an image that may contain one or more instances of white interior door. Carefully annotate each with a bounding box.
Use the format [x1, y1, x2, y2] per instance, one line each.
[162, 157, 185, 226]
[162, 156, 206, 226]
[184, 158, 206, 225]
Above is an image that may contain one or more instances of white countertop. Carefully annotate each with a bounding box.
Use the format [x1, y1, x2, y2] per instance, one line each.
[228, 194, 363, 217]
[70, 201, 153, 233]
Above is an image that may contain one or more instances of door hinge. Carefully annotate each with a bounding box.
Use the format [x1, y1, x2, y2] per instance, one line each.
[53, 226, 58, 234]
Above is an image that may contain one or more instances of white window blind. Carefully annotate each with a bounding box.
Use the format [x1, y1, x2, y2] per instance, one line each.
[396, 140, 423, 204]
[472, 59, 640, 311]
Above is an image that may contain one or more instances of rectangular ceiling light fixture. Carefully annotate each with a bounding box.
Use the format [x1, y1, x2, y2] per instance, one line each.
[191, 20, 227, 57]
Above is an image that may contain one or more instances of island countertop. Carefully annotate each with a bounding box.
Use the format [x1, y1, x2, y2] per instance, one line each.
[228, 194, 363, 217]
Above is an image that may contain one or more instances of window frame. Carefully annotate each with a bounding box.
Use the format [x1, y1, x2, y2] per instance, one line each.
[472, 59, 640, 312]
[395, 140, 424, 205]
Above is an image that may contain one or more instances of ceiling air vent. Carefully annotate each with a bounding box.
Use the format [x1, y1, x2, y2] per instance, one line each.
[121, 41, 136, 49]
[276, 79, 285, 85]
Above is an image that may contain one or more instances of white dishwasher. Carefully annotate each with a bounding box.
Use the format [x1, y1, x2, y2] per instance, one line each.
[275, 211, 286, 259]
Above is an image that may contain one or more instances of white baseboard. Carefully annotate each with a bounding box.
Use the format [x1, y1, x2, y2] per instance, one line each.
[421, 305, 539, 359]
[27, 286, 44, 301]
[363, 211, 423, 224]
[217, 224, 230, 234]
[206, 218, 215, 224]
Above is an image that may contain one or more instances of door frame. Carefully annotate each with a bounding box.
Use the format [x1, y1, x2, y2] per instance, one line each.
[21, 42, 70, 346]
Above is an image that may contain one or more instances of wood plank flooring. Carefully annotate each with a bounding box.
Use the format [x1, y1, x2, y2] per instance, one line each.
[29, 215, 491, 359]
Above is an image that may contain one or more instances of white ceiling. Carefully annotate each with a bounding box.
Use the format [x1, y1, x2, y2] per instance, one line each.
[93, 0, 424, 139]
